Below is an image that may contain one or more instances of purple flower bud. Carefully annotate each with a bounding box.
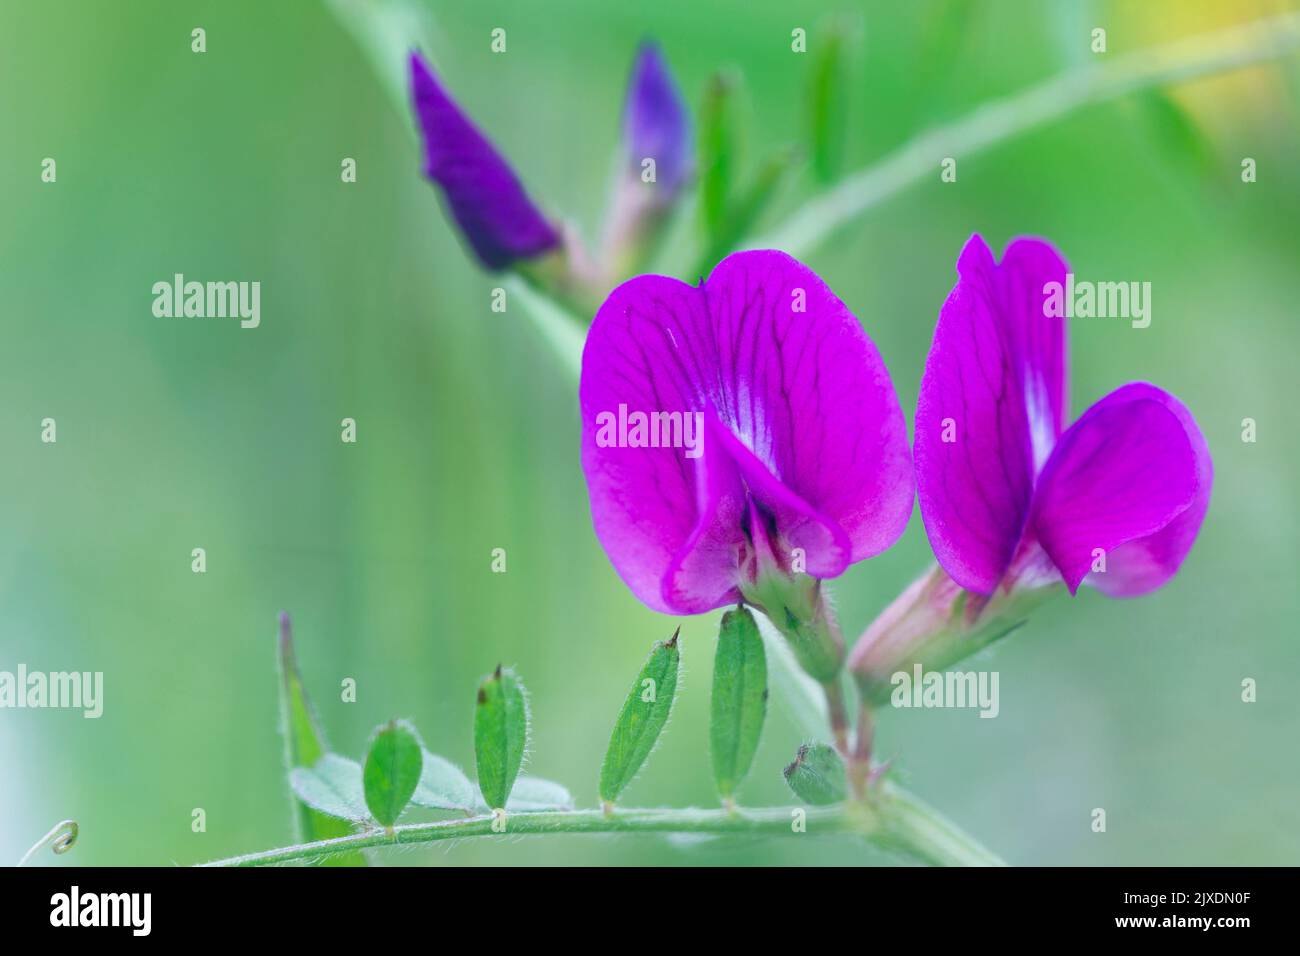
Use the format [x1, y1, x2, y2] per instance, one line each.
[409, 52, 560, 271]
[623, 41, 692, 200]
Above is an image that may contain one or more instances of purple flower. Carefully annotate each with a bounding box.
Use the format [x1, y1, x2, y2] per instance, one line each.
[914, 234, 1212, 598]
[580, 250, 914, 616]
[409, 51, 560, 271]
[623, 41, 692, 200]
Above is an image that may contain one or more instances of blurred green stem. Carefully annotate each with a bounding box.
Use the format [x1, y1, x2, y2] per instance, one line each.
[506, 275, 586, 379]
[823, 677, 850, 754]
[201, 790, 1003, 867]
[871, 786, 1007, 867]
[760, 11, 1300, 256]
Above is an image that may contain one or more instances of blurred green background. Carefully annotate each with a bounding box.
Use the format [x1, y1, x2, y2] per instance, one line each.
[2, 0, 1297, 866]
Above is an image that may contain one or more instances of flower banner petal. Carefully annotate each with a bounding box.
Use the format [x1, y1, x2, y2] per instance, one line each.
[914, 235, 1036, 594]
[580, 250, 913, 615]
[992, 237, 1070, 470]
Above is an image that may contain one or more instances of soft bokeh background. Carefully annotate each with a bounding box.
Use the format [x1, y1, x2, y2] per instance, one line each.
[2, 0, 1297, 866]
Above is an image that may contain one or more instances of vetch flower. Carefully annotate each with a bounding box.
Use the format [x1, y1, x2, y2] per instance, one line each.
[850, 234, 1212, 688]
[409, 51, 561, 271]
[580, 250, 914, 681]
[915, 233, 1211, 597]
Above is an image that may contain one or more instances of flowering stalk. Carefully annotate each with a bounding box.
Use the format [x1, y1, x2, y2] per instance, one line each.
[845, 233, 1211, 766]
[298, 5, 1283, 871]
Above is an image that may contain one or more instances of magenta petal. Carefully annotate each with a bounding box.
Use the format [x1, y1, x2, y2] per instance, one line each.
[409, 52, 560, 270]
[580, 250, 913, 615]
[700, 251, 914, 562]
[580, 275, 710, 613]
[706, 418, 852, 577]
[660, 416, 748, 613]
[993, 237, 1070, 468]
[1030, 383, 1209, 595]
[1092, 387, 1212, 597]
[660, 415, 851, 611]
[914, 235, 1037, 594]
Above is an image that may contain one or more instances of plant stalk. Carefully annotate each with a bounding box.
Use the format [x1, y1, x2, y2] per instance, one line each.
[759, 12, 1300, 257]
[201, 788, 1004, 867]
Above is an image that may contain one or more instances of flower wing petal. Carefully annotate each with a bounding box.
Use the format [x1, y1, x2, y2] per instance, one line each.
[1030, 383, 1208, 595]
[995, 237, 1070, 469]
[705, 417, 852, 577]
[660, 415, 749, 612]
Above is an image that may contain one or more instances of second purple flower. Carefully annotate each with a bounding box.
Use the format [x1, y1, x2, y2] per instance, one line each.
[913, 234, 1213, 600]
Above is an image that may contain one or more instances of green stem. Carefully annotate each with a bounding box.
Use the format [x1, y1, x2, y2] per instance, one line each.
[759, 11, 1300, 257]
[200, 791, 1004, 867]
[505, 275, 586, 380]
[822, 677, 850, 754]
[873, 786, 1008, 868]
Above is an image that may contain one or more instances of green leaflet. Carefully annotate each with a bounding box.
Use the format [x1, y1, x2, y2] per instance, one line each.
[699, 70, 743, 239]
[1134, 88, 1217, 181]
[362, 720, 424, 827]
[783, 743, 847, 806]
[276, 613, 367, 865]
[710, 607, 768, 800]
[474, 666, 530, 810]
[598, 631, 681, 805]
[913, 0, 974, 124]
[806, 15, 858, 184]
[473, 775, 575, 813]
[289, 754, 367, 822]
[410, 748, 477, 812]
[695, 147, 799, 276]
